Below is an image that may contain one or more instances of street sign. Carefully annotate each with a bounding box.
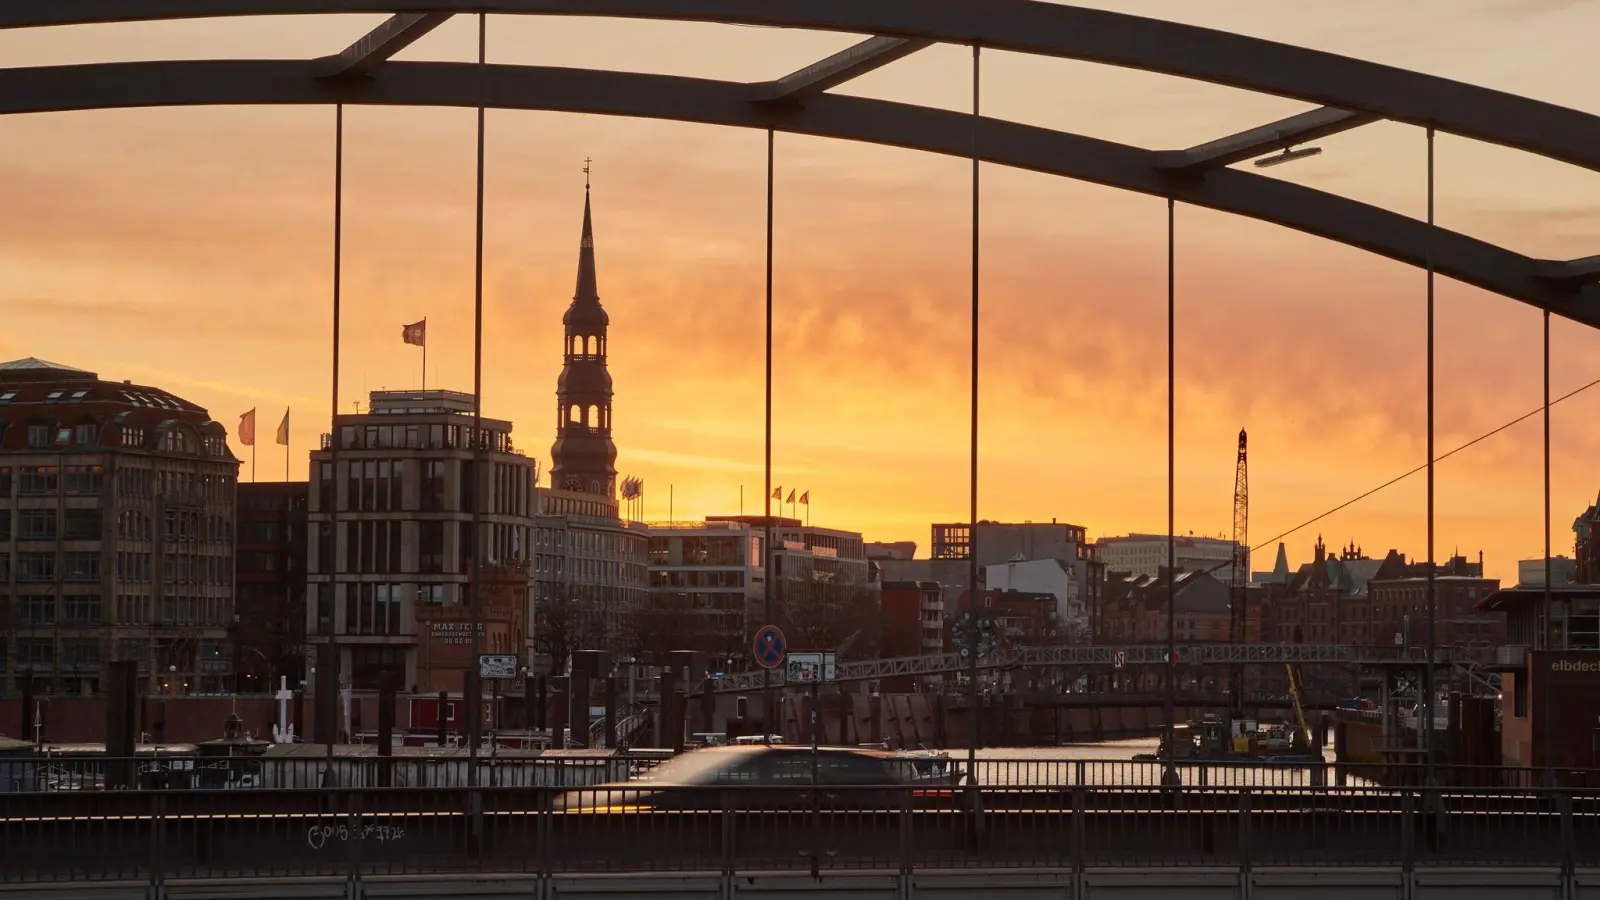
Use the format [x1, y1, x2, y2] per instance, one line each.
[1112, 650, 1126, 670]
[786, 651, 836, 684]
[753, 625, 787, 669]
[478, 654, 519, 681]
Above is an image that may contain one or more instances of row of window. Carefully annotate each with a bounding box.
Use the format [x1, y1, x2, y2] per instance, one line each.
[0, 465, 105, 497]
[10, 551, 102, 581]
[112, 595, 231, 627]
[113, 551, 232, 585]
[0, 509, 102, 541]
[8, 594, 102, 625]
[649, 570, 746, 588]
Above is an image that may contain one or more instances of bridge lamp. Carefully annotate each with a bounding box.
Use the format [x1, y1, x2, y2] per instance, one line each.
[1254, 146, 1323, 168]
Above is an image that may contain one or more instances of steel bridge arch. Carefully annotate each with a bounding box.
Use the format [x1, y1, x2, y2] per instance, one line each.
[1, 60, 1595, 325]
[6, 0, 1600, 175]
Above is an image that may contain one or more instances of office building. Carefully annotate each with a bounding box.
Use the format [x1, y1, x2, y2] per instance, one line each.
[233, 481, 308, 692]
[307, 388, 539, 692]
[0, 357, 238, 697]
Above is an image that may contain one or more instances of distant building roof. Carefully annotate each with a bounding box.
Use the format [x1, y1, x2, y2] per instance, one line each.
[0, 357, 96, 379]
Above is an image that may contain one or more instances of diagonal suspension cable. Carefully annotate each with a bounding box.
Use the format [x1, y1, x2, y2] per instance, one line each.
[1247, 372, 1600, 557]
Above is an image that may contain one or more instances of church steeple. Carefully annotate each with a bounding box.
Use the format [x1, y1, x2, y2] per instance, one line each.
[550, 172, 618, 498]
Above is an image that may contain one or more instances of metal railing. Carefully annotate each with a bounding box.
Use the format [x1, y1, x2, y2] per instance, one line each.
[1, 781, 1596, 885]
[4, 754, 1598, 795]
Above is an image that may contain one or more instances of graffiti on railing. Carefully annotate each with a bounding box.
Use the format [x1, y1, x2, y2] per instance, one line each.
[306, 823, 407, 849]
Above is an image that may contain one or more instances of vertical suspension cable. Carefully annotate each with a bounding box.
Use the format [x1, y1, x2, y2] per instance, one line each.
[468, 11, 486, 779]
[965, 42, 981, 779]
[325, 102, 343, 774]
[1164, 198, 1177, 786]
[1423, 126, 1437, 784]
[1542, 309, 1552, 779]
[763, 127, 774, 731]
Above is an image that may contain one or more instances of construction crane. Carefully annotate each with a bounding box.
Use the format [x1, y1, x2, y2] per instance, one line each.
[1284, 663, 1312, 752]
[1230, 429, 1249, 710]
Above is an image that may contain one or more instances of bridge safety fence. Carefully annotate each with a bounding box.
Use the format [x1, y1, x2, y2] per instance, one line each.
[1, 782, 1597, 884]
[3, 752, 1595, 794]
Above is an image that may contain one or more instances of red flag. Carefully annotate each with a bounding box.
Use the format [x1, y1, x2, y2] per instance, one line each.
[402, 319, 427, 347]
[771, 486, 782, 501]
[237, 408, 256, 447]
[799, 491, 809, 505]
[785, 489, 795, 504]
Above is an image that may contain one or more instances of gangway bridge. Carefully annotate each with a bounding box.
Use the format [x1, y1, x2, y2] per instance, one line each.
[707, 643, 1497, 693]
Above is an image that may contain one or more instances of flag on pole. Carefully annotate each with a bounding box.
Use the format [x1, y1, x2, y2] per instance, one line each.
[799, 491, 809, 505]
[402, 319, 427, 346]
[785, 489, 796, 504]
[238, 408, 256, 446]
[771, 486, 782, 501]
[275, 409, 290, 446]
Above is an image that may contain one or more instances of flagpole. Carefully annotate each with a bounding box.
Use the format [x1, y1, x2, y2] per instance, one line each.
[251, 443, 257, 484]
[284, 409, 291, 482]
[421, 317, 427, 392]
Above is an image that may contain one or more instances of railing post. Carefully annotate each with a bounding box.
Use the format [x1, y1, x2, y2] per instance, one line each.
[536, 786, 552, 887]
[1071, 786, 1086, 878]
[1239, 788, 1252, 900]
[1400, 788, 1415, 896]
[1074, 759, 1086, 787]
[147, 789, 165, 900]
[345, 789, 362, 900]
[722, 788, 736, 881]
[899, 787, 913, 889]
[1559, 788, 1574, 896]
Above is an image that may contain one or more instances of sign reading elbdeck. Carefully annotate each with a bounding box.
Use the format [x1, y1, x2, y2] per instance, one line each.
[786, 651, 836, 684]
[477, 654, 519, 681]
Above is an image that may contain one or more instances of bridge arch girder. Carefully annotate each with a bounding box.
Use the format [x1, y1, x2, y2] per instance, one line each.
[4, 0, 1600, 175]
[0, 59, 1592, 325]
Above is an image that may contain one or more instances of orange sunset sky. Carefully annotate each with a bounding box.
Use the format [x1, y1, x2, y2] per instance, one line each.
[3, 2, 1599, 585]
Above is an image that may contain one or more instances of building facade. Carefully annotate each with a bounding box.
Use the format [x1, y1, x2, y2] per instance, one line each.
[642, 518, 765, 659]
[642, 516, 871, 660]
[307, 389, 539, 693]
[1096, 532, 1246, 587]
[0, 357, 238, 698]
[233, 481, 308, 692]
[531, 487, 648, 665]
[928, 521, 1100, 640]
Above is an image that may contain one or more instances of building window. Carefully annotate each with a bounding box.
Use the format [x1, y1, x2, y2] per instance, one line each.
[419, 521, 444, 574]
[64, 510, 102, 541]
[64, 465, 104, 495]
[17, 553, 56, 582]
[17, 638, 53, 670]
[63, 595, 102, 625]
[350, 645, 406, 691]
[19, 509, 56, 540]
[18, 595, 56, 625]
[19, 466, 58, 496]
[61, 639, 100, 671]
